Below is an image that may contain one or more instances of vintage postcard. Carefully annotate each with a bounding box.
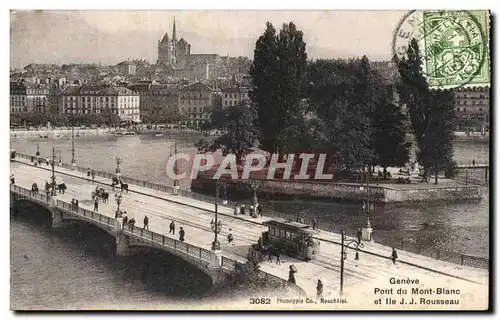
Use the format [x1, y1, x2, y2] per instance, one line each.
[9, 9, 490, 311]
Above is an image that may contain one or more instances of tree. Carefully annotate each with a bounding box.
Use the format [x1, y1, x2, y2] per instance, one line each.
[250, 22, 308, 154]
[372, 103, 411, 177]
[195, 101, 258, 163]
[397, 38, 456, 183]
[307, 57, 384, 171]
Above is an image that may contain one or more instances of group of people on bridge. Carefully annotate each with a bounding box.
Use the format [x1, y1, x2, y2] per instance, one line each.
[234, 202, 263, 218]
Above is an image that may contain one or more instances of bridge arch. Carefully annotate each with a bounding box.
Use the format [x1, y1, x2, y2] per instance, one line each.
[126, 239, 217, 284]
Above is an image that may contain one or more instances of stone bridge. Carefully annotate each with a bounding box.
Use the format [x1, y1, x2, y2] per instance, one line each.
[10, 184, 245, 287]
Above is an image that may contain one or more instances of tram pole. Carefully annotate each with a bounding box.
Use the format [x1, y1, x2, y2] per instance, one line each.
[340, 229, 345, 296]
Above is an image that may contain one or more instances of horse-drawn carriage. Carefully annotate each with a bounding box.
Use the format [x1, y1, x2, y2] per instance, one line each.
[257, 218, 320, 261]
[92, 187, 109, 203]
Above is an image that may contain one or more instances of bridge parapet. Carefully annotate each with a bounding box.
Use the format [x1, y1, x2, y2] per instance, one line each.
[10, 183, 308, 295]
[10, 184, 117, 232]
[123, 225, 216, 267]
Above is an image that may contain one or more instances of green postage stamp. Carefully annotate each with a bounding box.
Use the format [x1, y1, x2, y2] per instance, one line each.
[422, 11, 490, 89]
[394, 10, 490, 89]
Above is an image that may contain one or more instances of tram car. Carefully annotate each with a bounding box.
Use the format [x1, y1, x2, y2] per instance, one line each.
[261, 218, 320, 261]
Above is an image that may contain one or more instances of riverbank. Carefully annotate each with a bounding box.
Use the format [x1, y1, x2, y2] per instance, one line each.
[10, 128, 211, 139]
[10, 128, 111, 138]
[191, 175, 483, 204]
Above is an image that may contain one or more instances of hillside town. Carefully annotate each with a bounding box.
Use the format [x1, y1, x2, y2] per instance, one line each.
[10, 19, 489, 133]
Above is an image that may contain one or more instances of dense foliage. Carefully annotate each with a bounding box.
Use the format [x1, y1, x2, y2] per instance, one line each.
[396, 39, 456, 183]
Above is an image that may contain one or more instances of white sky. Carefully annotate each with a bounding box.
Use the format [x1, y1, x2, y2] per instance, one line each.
[10, 10, 407, 67]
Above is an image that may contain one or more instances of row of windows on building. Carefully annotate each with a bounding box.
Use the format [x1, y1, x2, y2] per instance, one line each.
[10, 96, 26, 101]
[456, 100, 489, 106]
[63, 109, 138, 115]
[224, 100, 241, 106]
[456, 107, 485, 112]
[455, 95, 488, 99]
[63, 96, 138, 103]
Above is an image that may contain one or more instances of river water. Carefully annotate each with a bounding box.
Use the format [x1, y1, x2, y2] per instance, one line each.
[9, 134, 490, 310]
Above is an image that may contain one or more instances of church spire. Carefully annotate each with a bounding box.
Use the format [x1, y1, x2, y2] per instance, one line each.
[172, 17, 177, 41]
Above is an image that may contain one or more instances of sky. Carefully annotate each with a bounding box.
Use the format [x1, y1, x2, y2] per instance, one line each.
[9, 10, 407, 68]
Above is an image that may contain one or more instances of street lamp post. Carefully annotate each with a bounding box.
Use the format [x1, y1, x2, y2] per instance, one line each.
[116, 157, 122, 180]
[211, 178, 227, 251]
[172, 142, 179, 195]
[50, 147, 57, 196]
[359, 166, 374, 241]
[115, 191, 123, 218]
[340, 229, 364, 296]
[249, 180, 260, 218]
[71, 123, 76, 169]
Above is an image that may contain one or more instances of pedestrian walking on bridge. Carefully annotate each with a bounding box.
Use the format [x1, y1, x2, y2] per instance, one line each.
[179, 227, 185, 242]
[122, 213, 128, 228]
[357, 228, 362, 244]
[169, 220, 175, 235]
[87, 168, 91, 177]
[94, 198, 99, 212]
[227, 229, 234, 245]
[275, 248, 282, 266]
[312, 217, 318, 230]
[391, 248, 398, 265]
[91, 170, 95, 181]
[143, 215, 149, 230]
[316, 279, 323, 299]
[288, 265, 296, 284]
[10, 174, 15, 185]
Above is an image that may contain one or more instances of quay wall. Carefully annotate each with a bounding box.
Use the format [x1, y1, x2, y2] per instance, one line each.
[10, 128, 111, 138]
[191, 176, 483, 204]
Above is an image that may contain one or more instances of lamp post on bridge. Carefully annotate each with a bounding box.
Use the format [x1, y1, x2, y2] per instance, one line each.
[340, 229, 364, 296]
[171, 142, 179, 195]
[50, 147, 57, 196]
[211, 178, 227, 251]
[70, 122, 76, 170]
[359, 165, 374, 241]
[116, 157, 122, 181]
[115, 191, 123, 218]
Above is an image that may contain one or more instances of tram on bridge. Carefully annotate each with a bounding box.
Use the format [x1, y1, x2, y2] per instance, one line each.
[261, 218, 320, 261]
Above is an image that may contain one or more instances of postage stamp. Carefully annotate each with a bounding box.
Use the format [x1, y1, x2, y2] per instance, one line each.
[393, 10, 490, 89]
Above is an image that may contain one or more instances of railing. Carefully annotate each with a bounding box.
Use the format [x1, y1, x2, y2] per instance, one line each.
[14, 151, 238, 210]
[123, 225, 215, 265]
[391, 238, 489, 270]
[220, 256, 307, 297]
[10, 184, 116, 228]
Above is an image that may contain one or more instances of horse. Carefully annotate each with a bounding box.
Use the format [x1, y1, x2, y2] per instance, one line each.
[57, 183, 67, 194]
[120, 181, 128, 193]
[111, 177, 119, 191]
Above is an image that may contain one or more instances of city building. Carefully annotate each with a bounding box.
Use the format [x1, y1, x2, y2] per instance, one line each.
[149, 84, 181, 124]
[221, 84, 250, 107]
[117, 61, 137, 76]
[62, 85, 140, 122]
[48, 84, 65, 115]
[10, 82, 27, 114]
[178, 81, 214, 128]
[157, 19, 221, 68]
[25, 83, 49, 113]
[453, 87, 490, 129]
[24, 63, 61, 74]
